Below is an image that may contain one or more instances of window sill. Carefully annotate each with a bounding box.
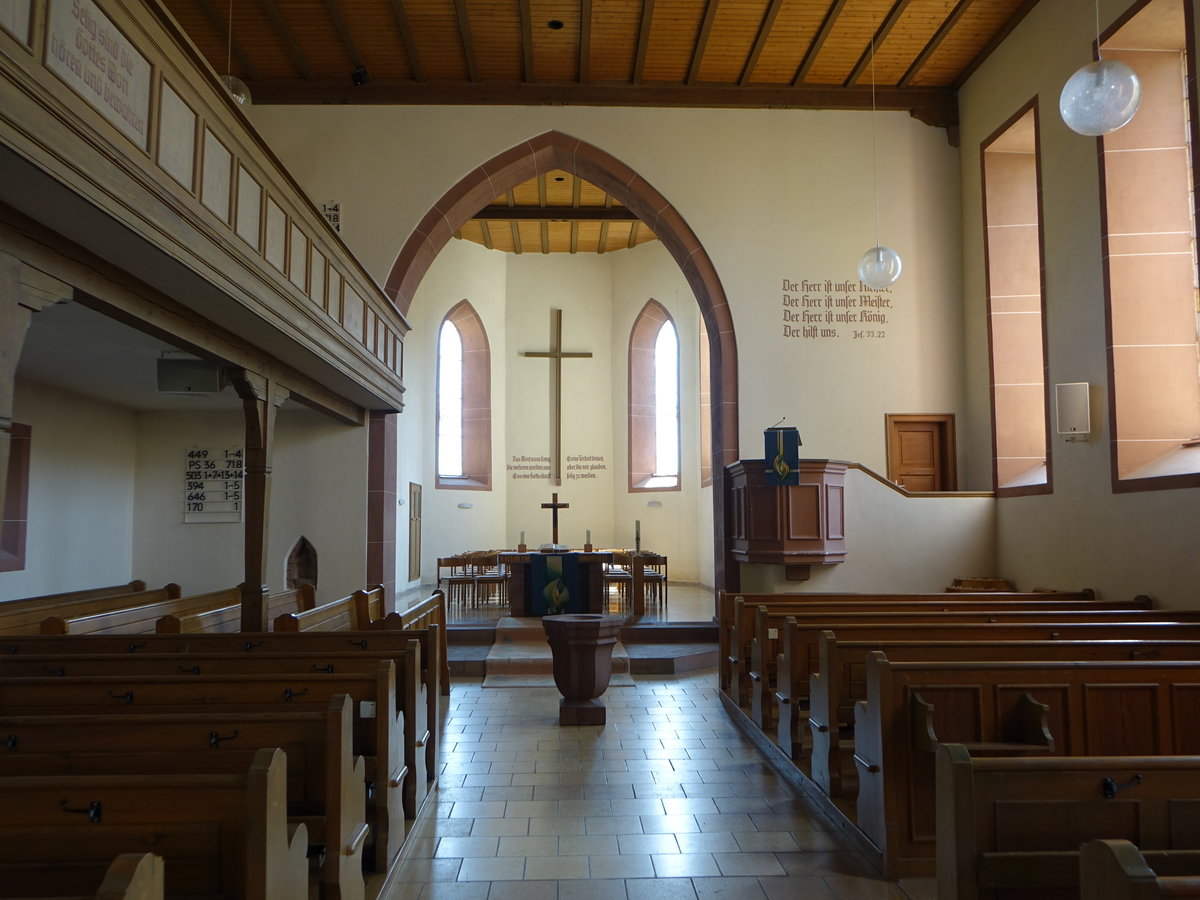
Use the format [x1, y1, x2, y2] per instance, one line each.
[436, 475, 491, 491]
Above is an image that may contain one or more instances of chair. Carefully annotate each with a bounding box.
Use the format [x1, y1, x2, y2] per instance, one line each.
[471, 551, 508, 606]
[641, 552, 668, 613]
[603, 550, 632, 614]
[437, 556, 474, 607]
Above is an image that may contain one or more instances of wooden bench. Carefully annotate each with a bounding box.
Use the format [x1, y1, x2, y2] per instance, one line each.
[41, 586, 244, 635]
[155, 585, 315, 633]
[273, 585, 384, 633]
[937, 744, 1200, 899]
[716, 588, 1102, 690]
[1081, 840, 1200, 899]
[733, 600, 1182, 717]
[806, 632, 1200, 795]
[857, 655, 1200, 878]
[368, 590, 450, 696]
[1, 580, 147, 610]
[93, 852, 164, 900]
[0, 693, 369, 894]
[0, 656, 420, 869]
[0, 746, 308, 899]
[0, 585, 182, 636]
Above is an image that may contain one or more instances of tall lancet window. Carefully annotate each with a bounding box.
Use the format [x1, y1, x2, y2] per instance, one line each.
[436, 300, 491, 490]
[629, 300, 680, 491]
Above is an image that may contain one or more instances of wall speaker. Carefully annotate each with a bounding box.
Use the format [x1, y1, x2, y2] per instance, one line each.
[1055, 382, 1091, 436]
[157, 358, 223, 393]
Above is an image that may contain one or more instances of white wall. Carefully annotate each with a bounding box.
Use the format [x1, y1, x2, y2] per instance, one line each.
[956, 0, 1200, 606]
[0, 380, 137, 601]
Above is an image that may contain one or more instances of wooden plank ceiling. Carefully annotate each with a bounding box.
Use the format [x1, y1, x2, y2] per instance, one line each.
[161, 0, 1042, 254]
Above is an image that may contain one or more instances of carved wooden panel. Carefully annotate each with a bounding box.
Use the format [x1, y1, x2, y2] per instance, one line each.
[1171, 685, 1200, 753]
[785, 483, 821, 540]
[1083, 684, 1159, 755]
[996, 801, 1140, 851]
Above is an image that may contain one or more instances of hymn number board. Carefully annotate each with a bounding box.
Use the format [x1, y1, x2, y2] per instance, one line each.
[183, 447, 244, 523]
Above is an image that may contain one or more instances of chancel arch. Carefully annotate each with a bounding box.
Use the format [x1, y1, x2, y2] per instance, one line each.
[386, 131, 740, 592]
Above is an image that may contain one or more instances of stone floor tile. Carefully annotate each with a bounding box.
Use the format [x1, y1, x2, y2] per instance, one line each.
[530, 816, 585, 836]
[898, 877, 937, 900]
[691, 875, 767, 899]
[616, 832, 679, 855]
[471, 818, 531, 837]
[557, 878, 631, 900]
[820, 874, 910, 898]
[588, 854, 655, 879]
[711, 852, 787, 877]
[609, 798, 665, 816]
[485, 880, 558, 900]
[480, 786, 533, 801]
[451, 801, 509, 819]
[674, 832, 744, 854]
[640, 813, 699, 834]
[393, 857, 463, 883]
[694, 813, 758, 833]
[624, 877, 698, 900]
[524, 855, 591, 880]
[558, 834, 620, 856]
[497, 835, 558, 857]
[585, 815, 643, 835]
[456, 856, 527, 881]
[731, 831, 801, 853]
[558, 800, 613, 817]
[661, 797, 720, 815]
[504, 800, 561, 818]
[774, 850, 877, 876]
[417, 881, 492, 899]
[436, 836, 500, 859]
[756, 875, 839, 900]
[652, 853, 722, 878]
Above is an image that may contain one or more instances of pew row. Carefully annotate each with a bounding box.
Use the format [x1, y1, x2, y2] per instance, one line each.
[717, 588, 1102, 690]
[0, 747, 308, 899]
[41, 586, 242, 635]
[0, 694, 368, 897]
[806, 632, 1200, 795]
[0, 655, 421, 870]
[0, 627, 442, 790]
[1081, 840, 1200, 900]
[155, 584, 316, 633]
[369, 590, 451, 696]
[273, 585, 385, 633]
[0, 585, 182, 636]
[937, 744, 1200, 899]
[857, 655, 1200, 878]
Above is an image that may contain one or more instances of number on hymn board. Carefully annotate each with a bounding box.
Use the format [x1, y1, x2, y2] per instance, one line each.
[183, 445, 245, 524]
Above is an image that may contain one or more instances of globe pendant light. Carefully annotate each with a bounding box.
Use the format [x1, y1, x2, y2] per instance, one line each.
[222, 0, 251, 106]
[1059, 0, 1139, 136]
[857, 16, 902, 290]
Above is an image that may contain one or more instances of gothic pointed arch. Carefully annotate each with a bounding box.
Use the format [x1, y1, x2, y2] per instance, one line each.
[385, 130, 741, 591]
[286, 535, 317, 591]
[629, 299, 680, 492]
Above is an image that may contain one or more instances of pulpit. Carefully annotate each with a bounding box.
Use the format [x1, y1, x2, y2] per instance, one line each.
[500, 551, 612, 616]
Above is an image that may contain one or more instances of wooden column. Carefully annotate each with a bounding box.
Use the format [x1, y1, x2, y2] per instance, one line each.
[230, 369, 288, 631]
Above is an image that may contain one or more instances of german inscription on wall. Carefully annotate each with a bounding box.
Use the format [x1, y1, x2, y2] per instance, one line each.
[46, 0, 152, 149]
[183, 446, 244, 524]
[780, 278, 893, 341]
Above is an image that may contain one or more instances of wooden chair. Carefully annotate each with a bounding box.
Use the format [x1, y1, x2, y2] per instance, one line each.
[470, 551, 508, 606]
[640, 552, 668, 612]
[603, 550, 632, 613]
[437, 556, 474, 607]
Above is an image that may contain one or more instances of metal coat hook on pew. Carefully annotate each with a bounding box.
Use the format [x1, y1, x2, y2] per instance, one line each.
[1102, 773, 1142, 798]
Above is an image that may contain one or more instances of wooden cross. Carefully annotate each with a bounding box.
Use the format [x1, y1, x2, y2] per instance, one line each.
[523, 308, 593, 484]
[541, 492, 569, 546]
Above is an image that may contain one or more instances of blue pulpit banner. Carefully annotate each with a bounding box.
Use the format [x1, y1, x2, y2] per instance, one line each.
[530, 554, 582, 615]
[764, 426, 801, 486]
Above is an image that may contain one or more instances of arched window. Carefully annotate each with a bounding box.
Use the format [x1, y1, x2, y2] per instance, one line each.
[436, 301, 491, 490]
[629, 300, 680, 491]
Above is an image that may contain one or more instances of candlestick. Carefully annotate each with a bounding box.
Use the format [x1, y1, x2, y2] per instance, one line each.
[635, 519, 641, 553]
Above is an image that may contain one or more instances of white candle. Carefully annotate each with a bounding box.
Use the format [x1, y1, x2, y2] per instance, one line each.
[519, 530, 525, 545]
[635, 520, 641, 541]
[586, 529, 591, 544]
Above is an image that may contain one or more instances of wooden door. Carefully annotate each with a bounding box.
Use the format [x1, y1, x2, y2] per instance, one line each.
[407, 483, 422, 582]
[886, 415, 957, 491]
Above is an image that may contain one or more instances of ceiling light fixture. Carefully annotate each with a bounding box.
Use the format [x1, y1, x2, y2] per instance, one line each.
[220, 0, 251, 105]
[856, 16, 902, 291]
[547, 19, 564, 30]
[1059, 0, 1140, 135]
[351, 66, 371, 86]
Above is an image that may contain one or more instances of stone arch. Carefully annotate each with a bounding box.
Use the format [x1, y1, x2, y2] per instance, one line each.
[385, 130, 740, 592]
[286, 535, 318, 591]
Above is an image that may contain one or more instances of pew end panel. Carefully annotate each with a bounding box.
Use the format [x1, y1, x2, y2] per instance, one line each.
[1081, 840, 1200, 900]
[95, 852, 165, 900]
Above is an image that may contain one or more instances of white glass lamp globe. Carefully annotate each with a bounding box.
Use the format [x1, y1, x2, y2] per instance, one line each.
[221, 74, 252, 106]
[858, 245, 902, 289]
[1059, 59, 1140, 136]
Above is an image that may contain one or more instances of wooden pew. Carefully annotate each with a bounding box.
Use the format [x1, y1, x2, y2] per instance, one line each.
[273, 585, 385, 632]
[716, 588, 1102, 690]
[743, 597, 1156, 728]
[0, 628, 441, 799]
[1081, 840, 1200, 900]
[0, 694, 368, 895]
[0, 747, 308, 899]
[936, 745, 1200, 899]
[156, 584, 315, 633]
[40, 586, 243, 635]
[94, 853, 164, 900]
[367, 590, 450, 696]
[806, 632, 1200, 796]
[1, 580, 147, 610]
[0, 655, 420, 868]
[732, 600, 1184, 715]
[857, 655, 1200, 878]
[0, 585, 182, 636]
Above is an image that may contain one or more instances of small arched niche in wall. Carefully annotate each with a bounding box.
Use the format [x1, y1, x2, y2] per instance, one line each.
[286, 536, 318, 591]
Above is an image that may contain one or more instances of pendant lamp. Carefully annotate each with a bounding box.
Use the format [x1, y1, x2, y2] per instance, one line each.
[221, 0, 251, 106]
[1059, 0, 1139, 135]
[857, 16, 901, 290]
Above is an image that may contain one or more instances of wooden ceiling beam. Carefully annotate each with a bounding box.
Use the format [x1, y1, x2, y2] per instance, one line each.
[739, 0, 785, 86]
[844, 0, 912, 88]
[480, 221, 495, 250]
[579, 0, 592, 83]
[257, 0, 315, 81]
[248, 80, 959, 128]
[540, 221, 549, 253]
[627, 220, 640, 249]
[510, 221, 522, 253]
[319, 0, 368, 71]
[385, 0, 425, 82]
[792, 0, 847, 87]
[687, 0, 721, 86]
[453, 0, 481, 81]
[472, 206, 639, 221]
[518, 0, 535, 82]
[632, 0, 656, 85]
[195, 0, 260, 81]
[953, 0, 1041, 90]
[899, 0, 972, 88]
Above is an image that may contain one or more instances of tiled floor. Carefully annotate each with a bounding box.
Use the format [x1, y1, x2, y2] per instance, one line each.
[385, 669, 935, 899]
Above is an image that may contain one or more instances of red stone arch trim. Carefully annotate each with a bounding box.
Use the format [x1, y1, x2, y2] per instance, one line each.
[628, 299, 680, 492]
[385, 130, 740, 592]
[437, 299, 492, 490]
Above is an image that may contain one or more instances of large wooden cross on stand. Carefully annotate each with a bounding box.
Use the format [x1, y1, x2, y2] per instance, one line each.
[541, 492, 569, 546]
[523, 308, 593, 484]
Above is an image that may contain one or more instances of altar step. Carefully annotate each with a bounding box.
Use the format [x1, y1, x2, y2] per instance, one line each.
[448, 620, 717, 678]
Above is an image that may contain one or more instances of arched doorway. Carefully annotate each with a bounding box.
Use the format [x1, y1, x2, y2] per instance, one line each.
[385, 131, 740, 595]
